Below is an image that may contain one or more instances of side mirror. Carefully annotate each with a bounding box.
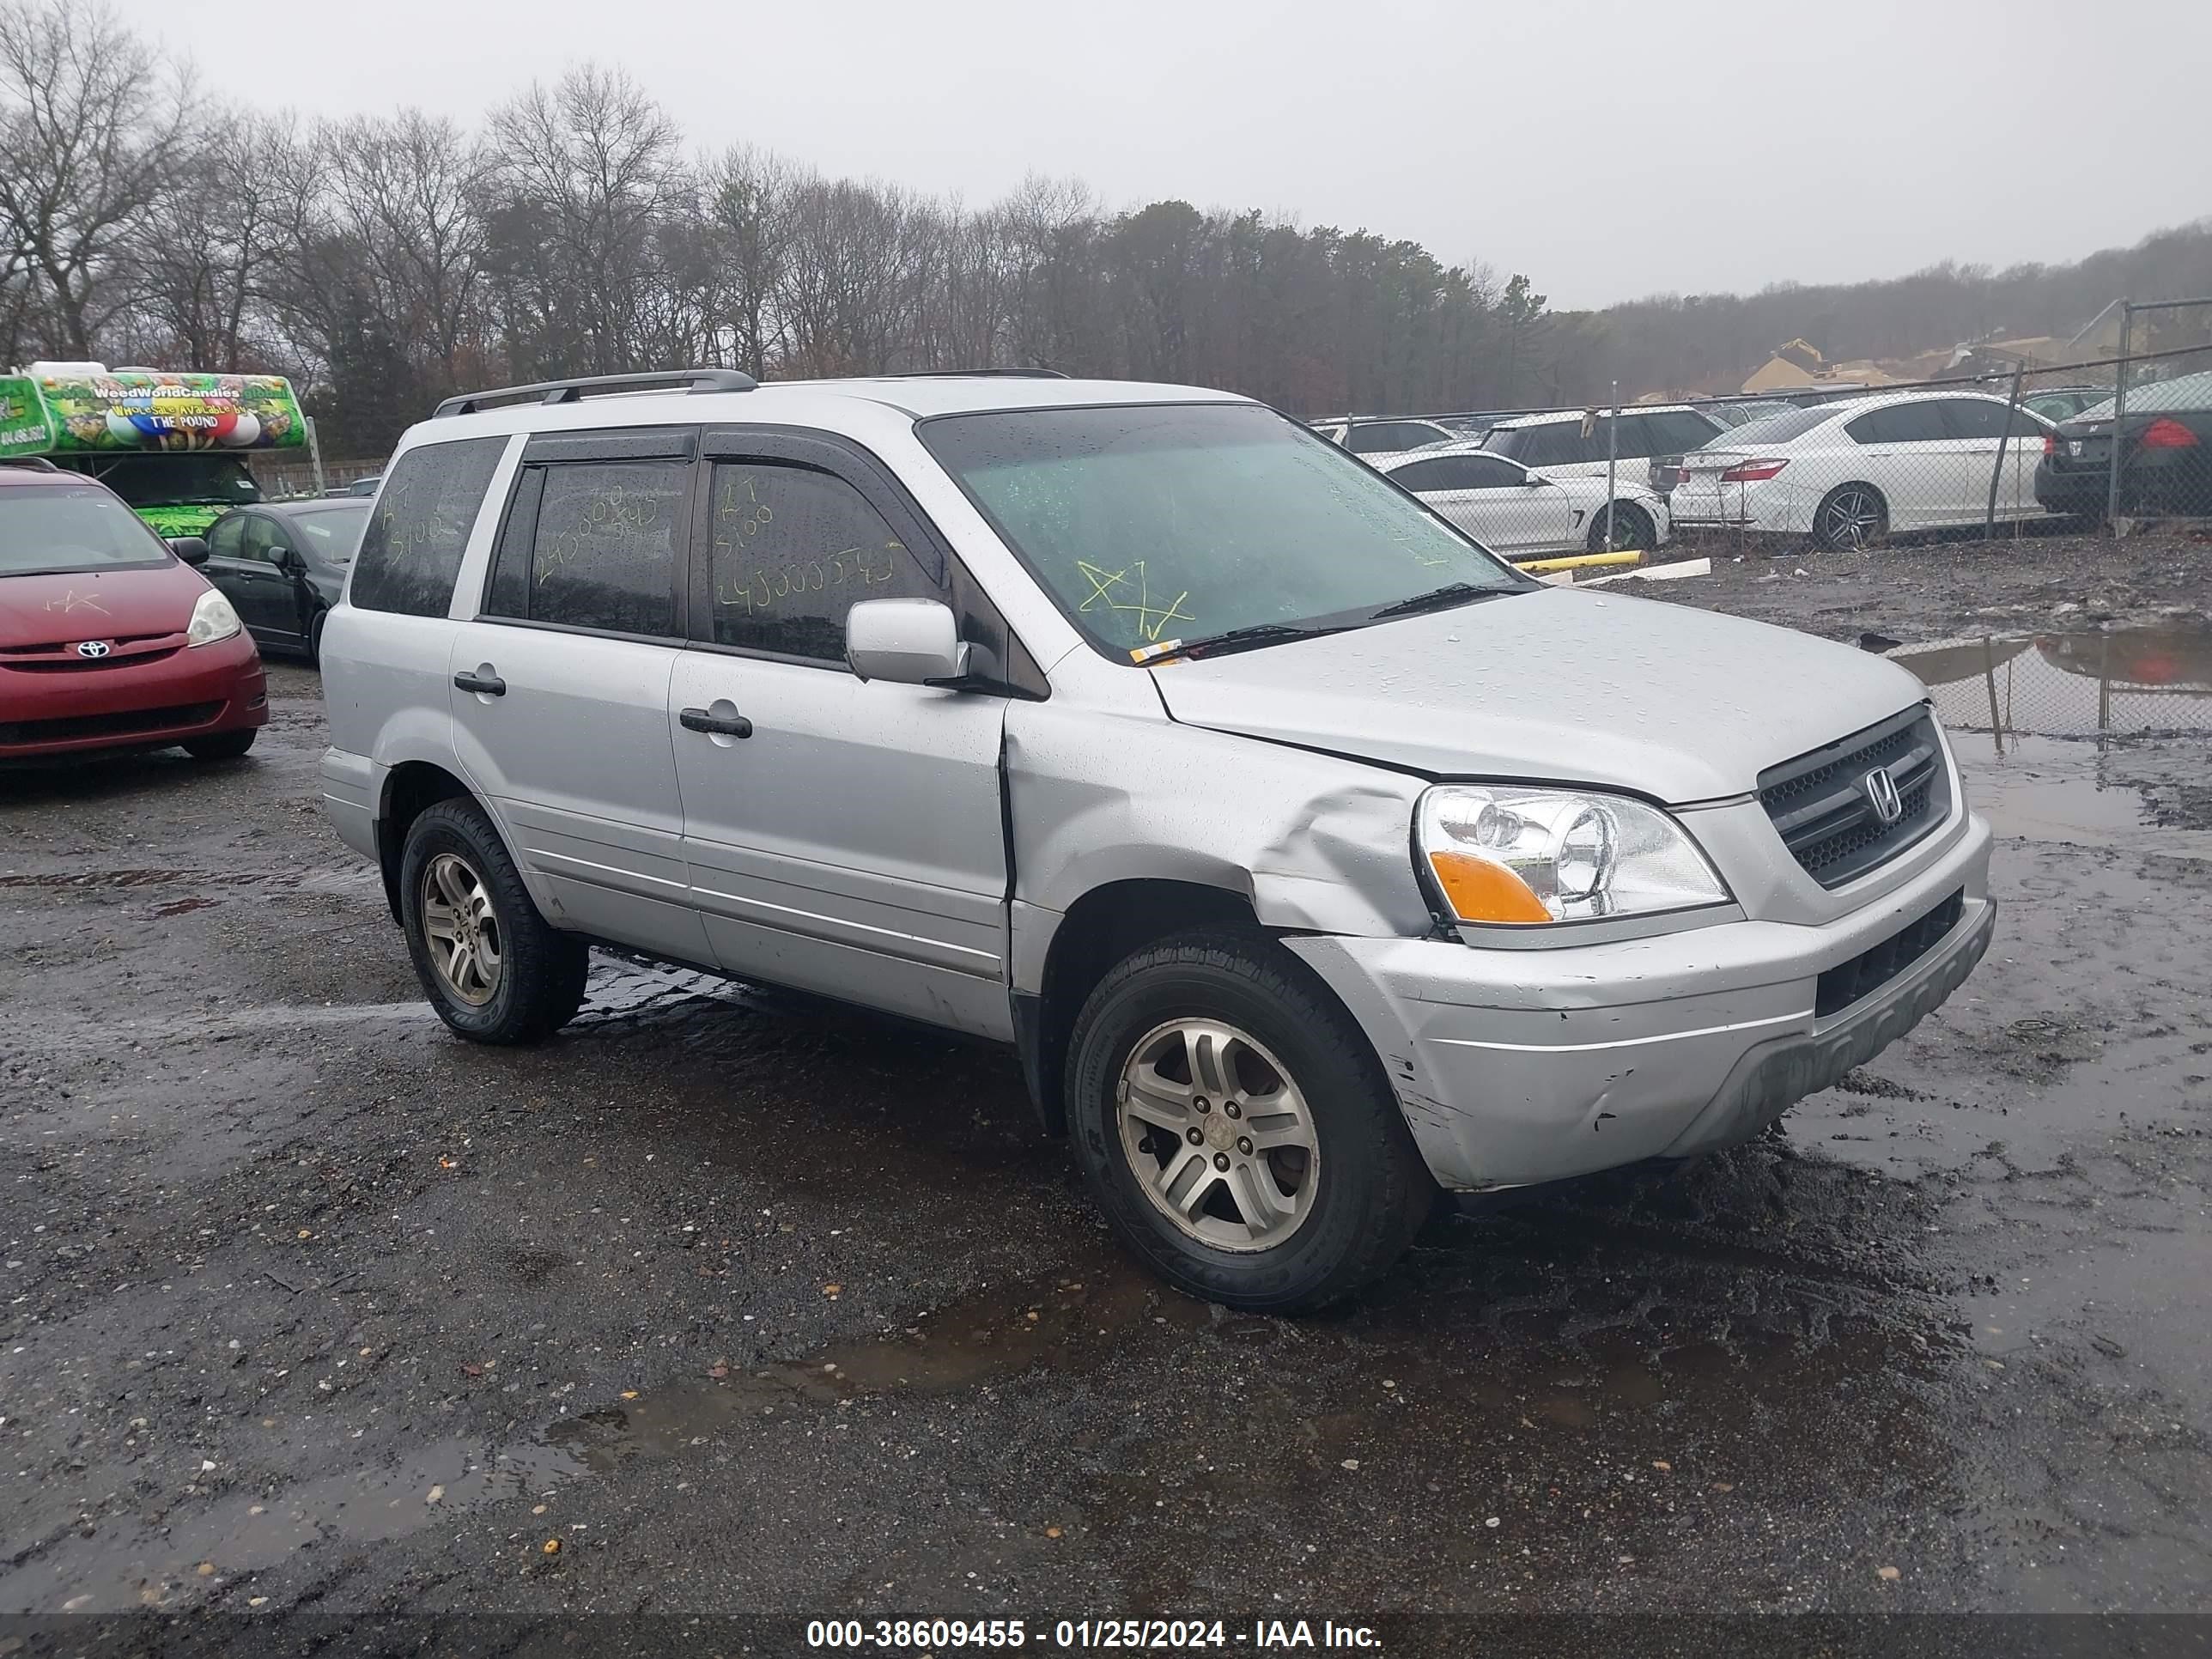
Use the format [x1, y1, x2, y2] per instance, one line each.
[1522, 475, 1549, 488]
[273, 545, 305, 574]
[846, 598, 972, 686]
[167, 536, 210, 565]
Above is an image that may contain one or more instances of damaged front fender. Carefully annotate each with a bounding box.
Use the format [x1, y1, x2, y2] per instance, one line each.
[1004, 696, 1433, 947]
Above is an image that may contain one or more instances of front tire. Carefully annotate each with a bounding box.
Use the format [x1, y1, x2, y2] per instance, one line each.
[399, 799, 589, 1043]
[1066, 929, 1433, 1312]
[1813, 483, 1889, 550]
[183, 729, 256, 761]
[1586, 501, 1656, 553]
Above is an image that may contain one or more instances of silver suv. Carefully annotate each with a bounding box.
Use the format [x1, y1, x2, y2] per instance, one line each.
[319, 367, 1994, 1311]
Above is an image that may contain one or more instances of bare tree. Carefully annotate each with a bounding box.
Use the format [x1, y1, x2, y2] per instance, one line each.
[127, 106, 294, 369]
[485, 65, 681, 375]
[702, 144, 796, 375]
[0, 0, 190, 359]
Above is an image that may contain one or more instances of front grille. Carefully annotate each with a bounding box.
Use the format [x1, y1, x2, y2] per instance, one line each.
[0, 633, 184, 672]
[3, 647, 183, 672]
[1759, 706, 1950, 888]
[0, 701, 222, 747]
[1816, 888, 1965, 1017]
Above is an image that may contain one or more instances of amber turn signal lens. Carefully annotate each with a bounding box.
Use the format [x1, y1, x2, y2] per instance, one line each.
[1427, 850, 1551, 923]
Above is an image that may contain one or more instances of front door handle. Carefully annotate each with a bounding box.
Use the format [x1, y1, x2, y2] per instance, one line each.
[679, 705, 753, 738]
[453, 668, 506, 696]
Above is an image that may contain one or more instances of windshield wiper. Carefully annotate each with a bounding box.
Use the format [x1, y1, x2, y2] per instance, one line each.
[1365, 582, 1508, 622]
[1136, 620, 1361, 663]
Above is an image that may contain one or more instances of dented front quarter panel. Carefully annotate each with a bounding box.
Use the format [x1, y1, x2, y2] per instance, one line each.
[1001, 655, 1432, 994]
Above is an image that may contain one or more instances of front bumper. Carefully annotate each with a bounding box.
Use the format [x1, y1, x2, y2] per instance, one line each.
[1287, 808, 1994, 1190]
[0, 631, 266, 761]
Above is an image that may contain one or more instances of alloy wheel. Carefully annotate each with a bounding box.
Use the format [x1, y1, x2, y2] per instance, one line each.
[421, 852, 502, 1006]
[1822, 489, 1885, 549]
[1116, 1018, 1321, 1252]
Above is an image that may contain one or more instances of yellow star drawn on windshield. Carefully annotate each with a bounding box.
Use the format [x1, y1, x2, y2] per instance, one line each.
[1073, 559, 1191, 643]
[44, 589, 110, 616]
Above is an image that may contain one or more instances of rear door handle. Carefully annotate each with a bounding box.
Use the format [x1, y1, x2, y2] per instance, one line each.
[679, 706, 753, 738]
[453, 669, 506, 696]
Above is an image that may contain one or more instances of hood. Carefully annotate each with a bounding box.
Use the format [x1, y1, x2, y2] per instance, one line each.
[1148, 586, 1929, 804]
[0, 559, 208, 646]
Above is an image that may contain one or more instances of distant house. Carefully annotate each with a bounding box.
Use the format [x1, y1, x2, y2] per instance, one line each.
[1742, 339, 1892, 394]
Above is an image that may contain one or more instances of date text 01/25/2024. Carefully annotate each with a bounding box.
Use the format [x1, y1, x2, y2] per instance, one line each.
[805, 1618, 1384, 1650]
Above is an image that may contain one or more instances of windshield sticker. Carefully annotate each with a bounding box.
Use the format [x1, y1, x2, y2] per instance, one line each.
[1075, 559, 1192, 644]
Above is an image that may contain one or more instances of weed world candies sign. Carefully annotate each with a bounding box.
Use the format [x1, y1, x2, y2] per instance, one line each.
[0, 369, 306, 455]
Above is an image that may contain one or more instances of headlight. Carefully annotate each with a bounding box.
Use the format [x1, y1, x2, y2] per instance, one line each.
[185, 588, 242, 647]
[1416, 784, 1729, 926]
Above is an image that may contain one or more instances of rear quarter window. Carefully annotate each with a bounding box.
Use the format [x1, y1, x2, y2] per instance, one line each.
[349, 436, 506, 617]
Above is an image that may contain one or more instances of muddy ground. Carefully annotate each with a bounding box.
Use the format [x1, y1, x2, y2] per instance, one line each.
[2, 533, 2208, 1655]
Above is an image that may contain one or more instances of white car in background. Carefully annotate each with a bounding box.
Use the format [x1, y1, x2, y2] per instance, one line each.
[1479, 404, 1729, 488]
[1310, 416, 1459, 456]
[1375, 441, 1673, 556]
[1665, 391, 2060, 550]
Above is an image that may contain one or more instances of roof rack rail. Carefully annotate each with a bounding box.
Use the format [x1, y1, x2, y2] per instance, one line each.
[433, 368, 757, 419]
[882, 368, 1068, 380]
[0, 455, 58, 471]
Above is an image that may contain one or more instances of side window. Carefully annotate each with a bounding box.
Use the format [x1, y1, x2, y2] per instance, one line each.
[206, 515, 246, 560]
[1408, 456, 1522, 490]
[706, 462, 941, 662]
[350, 436, 506, 617]
[1942, 399, 2034, 440]
[1654, 410, 1723, 452]
[1605, 415, 1659, 460]
[1463, 455, 1526, 487]
[1520, 423, 1595, 469]
[1389, 459, 1453, 491]
[1349, 423, 1425, 454]
[484, 460, 685, 637]
[1848, 404, 1948, 445]
[239, 515, 283, 563]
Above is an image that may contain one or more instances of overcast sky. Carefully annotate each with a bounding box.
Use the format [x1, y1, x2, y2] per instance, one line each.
[133, 0, 2208, 310]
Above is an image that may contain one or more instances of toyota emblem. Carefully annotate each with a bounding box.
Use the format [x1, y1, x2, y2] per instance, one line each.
[1861, 765, 1904, 826]
[76, 640, 112, 659]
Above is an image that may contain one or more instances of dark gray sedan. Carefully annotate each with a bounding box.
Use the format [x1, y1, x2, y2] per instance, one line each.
[200, 499, 371, 662]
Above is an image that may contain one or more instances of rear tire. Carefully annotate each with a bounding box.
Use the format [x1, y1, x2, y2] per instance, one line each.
[183, 730, 256, 761]
[1065, 928, 1434, 1312]
[1813, 483, 1889, 551]
[399, 799, 589, 1044]
[1586, 501, 1656, 553]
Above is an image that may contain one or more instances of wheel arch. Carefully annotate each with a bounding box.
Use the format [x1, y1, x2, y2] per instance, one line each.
[375, 760, 475, 921]
[1016, 878, 1262, 1138]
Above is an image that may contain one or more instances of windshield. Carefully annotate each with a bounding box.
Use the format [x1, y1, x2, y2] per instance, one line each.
[2076, 369, 2212, 424]
[74, 453, 263, 507]
[289, 504, 371, 562]
[1699, 404, 1840, 448]
[921, 404, 1525, 657]
[1, 483, 170, 575]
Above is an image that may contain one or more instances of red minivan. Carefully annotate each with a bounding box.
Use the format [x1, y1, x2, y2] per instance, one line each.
[1, 459, 267, 763]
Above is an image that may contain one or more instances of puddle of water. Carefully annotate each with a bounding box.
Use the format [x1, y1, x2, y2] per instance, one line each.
[1889, 623, 2212, 744]
[1885, 626, 2212, 854]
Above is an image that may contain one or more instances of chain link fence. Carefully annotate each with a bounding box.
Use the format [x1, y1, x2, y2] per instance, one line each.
[1323, 324, 2212, 569]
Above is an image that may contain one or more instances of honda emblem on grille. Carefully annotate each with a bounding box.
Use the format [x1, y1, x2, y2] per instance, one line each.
[76, 640, 112, 659]
[1861, 765, 1905, 825]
